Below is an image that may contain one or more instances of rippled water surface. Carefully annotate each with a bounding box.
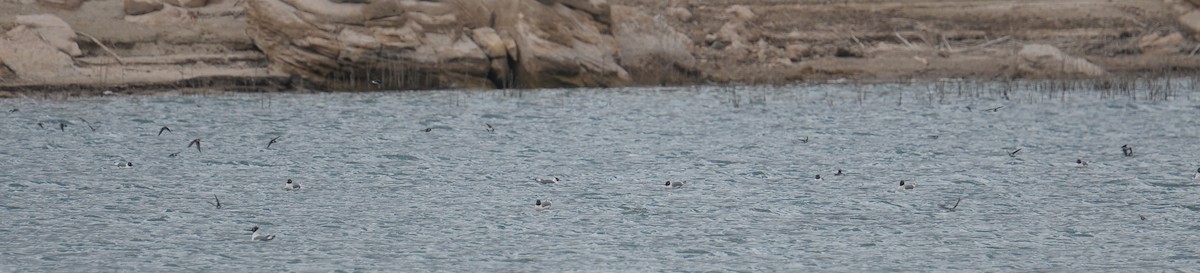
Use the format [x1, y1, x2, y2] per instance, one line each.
[3, 84, 1200, 272]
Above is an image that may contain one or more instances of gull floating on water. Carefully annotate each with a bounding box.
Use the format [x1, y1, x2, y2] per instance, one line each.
[814, 174, 823, 181]
[1194, 168, 1200, 181]
[285, 179, 301, 190]
[533, 199, 552, 212]
[116, 162, 133, 169]
[1121, 144, 1133, 157]
[897, 180, 915, 191]
[1075, 159, 1088, 168]
[534, 177, 560, 184]
[664, 181, 683, 189]
[249, 226, 276, 241]
[834, 169, 845, 176]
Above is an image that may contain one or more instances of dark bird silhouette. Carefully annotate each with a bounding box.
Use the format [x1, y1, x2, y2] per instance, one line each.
[37, 122, 44, 129]
[207, 195, 221, 209]
[168, 152, 180, 157]
[424, 127, 432, 132]
[158, 126, 171, 136]
[486, 123, 495, 133]
[965, 106, 973, 112]
[800, 136, 809, 143]
[9, 108, 17, 113]
[188, 139, 202, 153]
[80, 118, 96, 131]
[59, 123, 66, 131]
[985, 106, 1003, 112]
[1009, 148, 1021, 157]
[940, 198, 961, 211]
[1121, 144, 1133, 157]
[267, 136, 281, 148]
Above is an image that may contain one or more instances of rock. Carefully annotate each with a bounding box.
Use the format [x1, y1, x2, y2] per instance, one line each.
[1016, 44, 1107, 78]
[124, 0, 164, 16]
[0, 26, 80, 81]
[471, 27, 507, 59]
[509, 3, 628, 87]
[14, 14, 82, 57]
[713, 5, 757, 51]
[176, 0, 208, 8]
[834, 46, 865, 58]
[667, 7, 692, 21]
[162, 0, 213, 8]
[125, 5, 194, 25]
[725, 5, 754, 21]
[0, 61, 14, 80]
[1137, 32, 1184, 54]
[245, 0, 629, 90]
[785, 44, 811, 61]
[558, 0, 611, 24]
[1178, 10, 1200, 36]
[36, 0, 84, 10]
[716, 21, 747, 50]
[611, 5, 696, 84]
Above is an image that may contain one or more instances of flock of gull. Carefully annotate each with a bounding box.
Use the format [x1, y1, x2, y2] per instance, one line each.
[11, 105, 1200, 242]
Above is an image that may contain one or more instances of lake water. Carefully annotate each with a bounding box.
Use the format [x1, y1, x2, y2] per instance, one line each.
[2, 82, 1200, 272]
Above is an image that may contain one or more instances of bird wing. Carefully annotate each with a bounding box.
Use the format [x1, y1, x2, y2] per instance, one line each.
[188, 139, 202, 152]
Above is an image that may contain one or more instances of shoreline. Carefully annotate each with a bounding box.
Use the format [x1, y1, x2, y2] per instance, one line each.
[3, 0, 1200, 95]
[3, 72, 1195, 100]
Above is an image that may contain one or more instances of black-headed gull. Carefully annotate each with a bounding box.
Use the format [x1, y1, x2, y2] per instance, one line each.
[285, 179, 301, 190]
[249, 226, 275, 241]
[534, 199, 552, 212]
[664, 181, 683, 189]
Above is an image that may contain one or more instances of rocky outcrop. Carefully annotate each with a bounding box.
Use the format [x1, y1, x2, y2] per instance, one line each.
[244, 0, 630, 90]
[1016, 44, 1107, 78]
[36, 0, 84, 10]
[124, 0, 164, 16]
[124, 5, 194, 25]
[14, 14, 83, 57]
[0, 14, 80, 81]
[1178, 10, 1200, 35]
[610, 5, 696, 85]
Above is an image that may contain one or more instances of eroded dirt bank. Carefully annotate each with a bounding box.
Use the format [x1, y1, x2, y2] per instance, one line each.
[2, 0, 1200, 96]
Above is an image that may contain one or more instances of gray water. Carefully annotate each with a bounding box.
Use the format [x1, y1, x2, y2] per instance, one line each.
[2, 83, 1200, 272]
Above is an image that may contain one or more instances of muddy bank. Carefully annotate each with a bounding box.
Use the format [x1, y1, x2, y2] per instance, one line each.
[2, 0, 1200, 96]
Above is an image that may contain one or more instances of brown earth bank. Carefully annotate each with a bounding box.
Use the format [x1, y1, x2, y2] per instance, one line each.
[2, 0, 1200, 97]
